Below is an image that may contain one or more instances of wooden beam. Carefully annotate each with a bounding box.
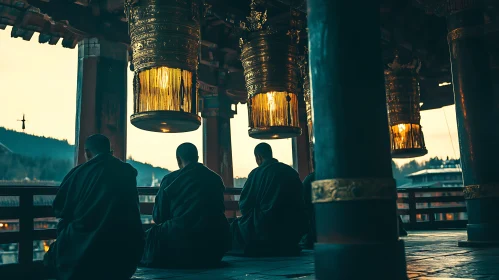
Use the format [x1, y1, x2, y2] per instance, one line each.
[25, 0, 129, 43]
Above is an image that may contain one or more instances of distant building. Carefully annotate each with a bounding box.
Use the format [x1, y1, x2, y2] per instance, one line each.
[150, 172, 160, 187]
[398, 160, 466, 222]
[399, 160, 463, 189]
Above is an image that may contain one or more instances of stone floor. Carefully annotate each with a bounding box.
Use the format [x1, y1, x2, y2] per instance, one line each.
[132, 230, 499, 279]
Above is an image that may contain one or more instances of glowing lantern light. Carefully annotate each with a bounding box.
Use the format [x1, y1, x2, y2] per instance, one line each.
[125, 0, 201, 133]
[239, 1, 302, 139]
[385, 52, 428, 158]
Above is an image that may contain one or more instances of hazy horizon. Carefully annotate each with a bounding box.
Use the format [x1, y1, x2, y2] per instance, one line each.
[0, 27, 460, 176]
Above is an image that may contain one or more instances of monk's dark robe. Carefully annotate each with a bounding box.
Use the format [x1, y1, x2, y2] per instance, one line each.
[44, 153, 144, 280]
[230, 158, 307, 256]
[300, 172, 316, 249]
[141, 162, 230, 268]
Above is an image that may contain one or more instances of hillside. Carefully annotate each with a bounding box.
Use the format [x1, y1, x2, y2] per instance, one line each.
[0, 127, 170, 185]
[0, 127, 74, 159]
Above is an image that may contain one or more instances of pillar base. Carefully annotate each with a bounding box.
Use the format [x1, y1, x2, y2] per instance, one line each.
[462, 198, 499, 245]
[458, 222, 499, 247]
[458, 240, 499, 248]
[314, 240, 407, 280]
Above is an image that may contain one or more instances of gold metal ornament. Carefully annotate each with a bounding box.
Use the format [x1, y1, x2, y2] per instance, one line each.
[126, 0, 201, 133]
[311, 178, 397, 203]
[385, 52, 428, 158]
[239, 1, 302, 139]
[463, 184, 499, 199]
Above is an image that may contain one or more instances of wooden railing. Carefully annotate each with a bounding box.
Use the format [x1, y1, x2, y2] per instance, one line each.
[0, 185, 466, 275]
[396, 187, 467, 230]
[0, 186, 58, 271]
[0, 185, 243, 276]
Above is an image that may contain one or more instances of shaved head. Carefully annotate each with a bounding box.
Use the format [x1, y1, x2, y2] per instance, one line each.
[254, 142, 273, 159]
[254, 143, 272, 166]
[85, 134, 111, 156]
[176, 142, 198, 168]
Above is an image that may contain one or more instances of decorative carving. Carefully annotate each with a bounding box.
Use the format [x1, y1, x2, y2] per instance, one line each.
[464, 184, 499, 199]
[286, 29, 301, 44]
[198, 81, 218, 95]
[312, 178, 397, 203]
[125, 0, 201, 133]
[239, 0, 301, 139]
[287, 8, 303, 44]
[125, 0, 200, 73]
[447, 25, 485, 42]
[298, 46, 313, 169]
[240, 0, 268, 32]
[385, 51, 427, 158]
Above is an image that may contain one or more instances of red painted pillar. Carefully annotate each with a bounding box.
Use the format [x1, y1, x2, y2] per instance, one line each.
[202, 115, 234, 187]
[292, 93, 312, 181]
[291, 102, 313, 181]
[74, 38, 128, 165]
[200, 78, 235, 187]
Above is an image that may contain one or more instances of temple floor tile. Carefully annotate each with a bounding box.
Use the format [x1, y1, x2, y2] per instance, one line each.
[132, 230, 499, 279]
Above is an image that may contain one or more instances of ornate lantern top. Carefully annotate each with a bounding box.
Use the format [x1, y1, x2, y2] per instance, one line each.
[238, 0, 303, 139]
[385, 52, 428, 158]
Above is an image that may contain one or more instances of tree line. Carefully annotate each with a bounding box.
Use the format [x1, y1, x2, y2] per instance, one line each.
[0, 153, 170, 186]
[233, 157, 459, 187]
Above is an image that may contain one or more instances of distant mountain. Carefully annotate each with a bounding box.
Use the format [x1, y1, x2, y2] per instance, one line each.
[127, 158, 171, 186]
[0, 127, 170, 186]
[0, 127, 73, 160]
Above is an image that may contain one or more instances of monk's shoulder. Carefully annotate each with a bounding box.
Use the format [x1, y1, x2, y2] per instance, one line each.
[125, 162, 138, 176]
[161, 170, 180, 186]
[281, 162, 299, 174]
[265, 161, 297, 175]
[202, 165, 224, 185]
[115, 160, 138, 178]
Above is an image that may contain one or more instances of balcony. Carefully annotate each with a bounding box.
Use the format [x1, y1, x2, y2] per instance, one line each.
[1, 185, 499, 279]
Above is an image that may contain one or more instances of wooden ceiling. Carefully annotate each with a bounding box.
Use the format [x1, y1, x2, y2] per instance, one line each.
[1, 0, 498, 109]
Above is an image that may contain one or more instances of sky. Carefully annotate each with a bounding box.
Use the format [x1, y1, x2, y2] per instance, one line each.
[0, 27, 460, 177]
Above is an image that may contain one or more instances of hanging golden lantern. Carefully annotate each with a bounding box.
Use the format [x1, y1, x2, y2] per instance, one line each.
[385, 53, 428, 158]
[125, 0, 201, 133]
[239, 2, 301, 139]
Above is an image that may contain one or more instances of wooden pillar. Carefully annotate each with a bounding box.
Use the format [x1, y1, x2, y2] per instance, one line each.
[201, 82, 235, 188]
[202, 115, 234, 187]
[74, 38, 128, 165]
[444, 2, 499, 246]
[307, 0, 407, 279]
[292, 95, 312, 181]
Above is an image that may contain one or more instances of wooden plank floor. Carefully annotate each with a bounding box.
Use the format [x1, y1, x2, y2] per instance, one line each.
[132, 231, 499, 279]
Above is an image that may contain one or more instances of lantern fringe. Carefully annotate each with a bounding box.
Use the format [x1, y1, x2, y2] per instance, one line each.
[389, 123, 426, 150]
[136, 67, 193, 113]
[249, 91, 299, 128]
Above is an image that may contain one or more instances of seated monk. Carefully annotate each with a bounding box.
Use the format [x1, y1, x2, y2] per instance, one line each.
[141, 143, 230, 268]
[230, 143, 307, 257]
[44, 134, 144, 280]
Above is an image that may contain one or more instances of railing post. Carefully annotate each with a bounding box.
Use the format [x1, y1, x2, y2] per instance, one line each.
[19, 191, 34, 278]
[408, 191, 417, 226]
[428, 205, 436, 226]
